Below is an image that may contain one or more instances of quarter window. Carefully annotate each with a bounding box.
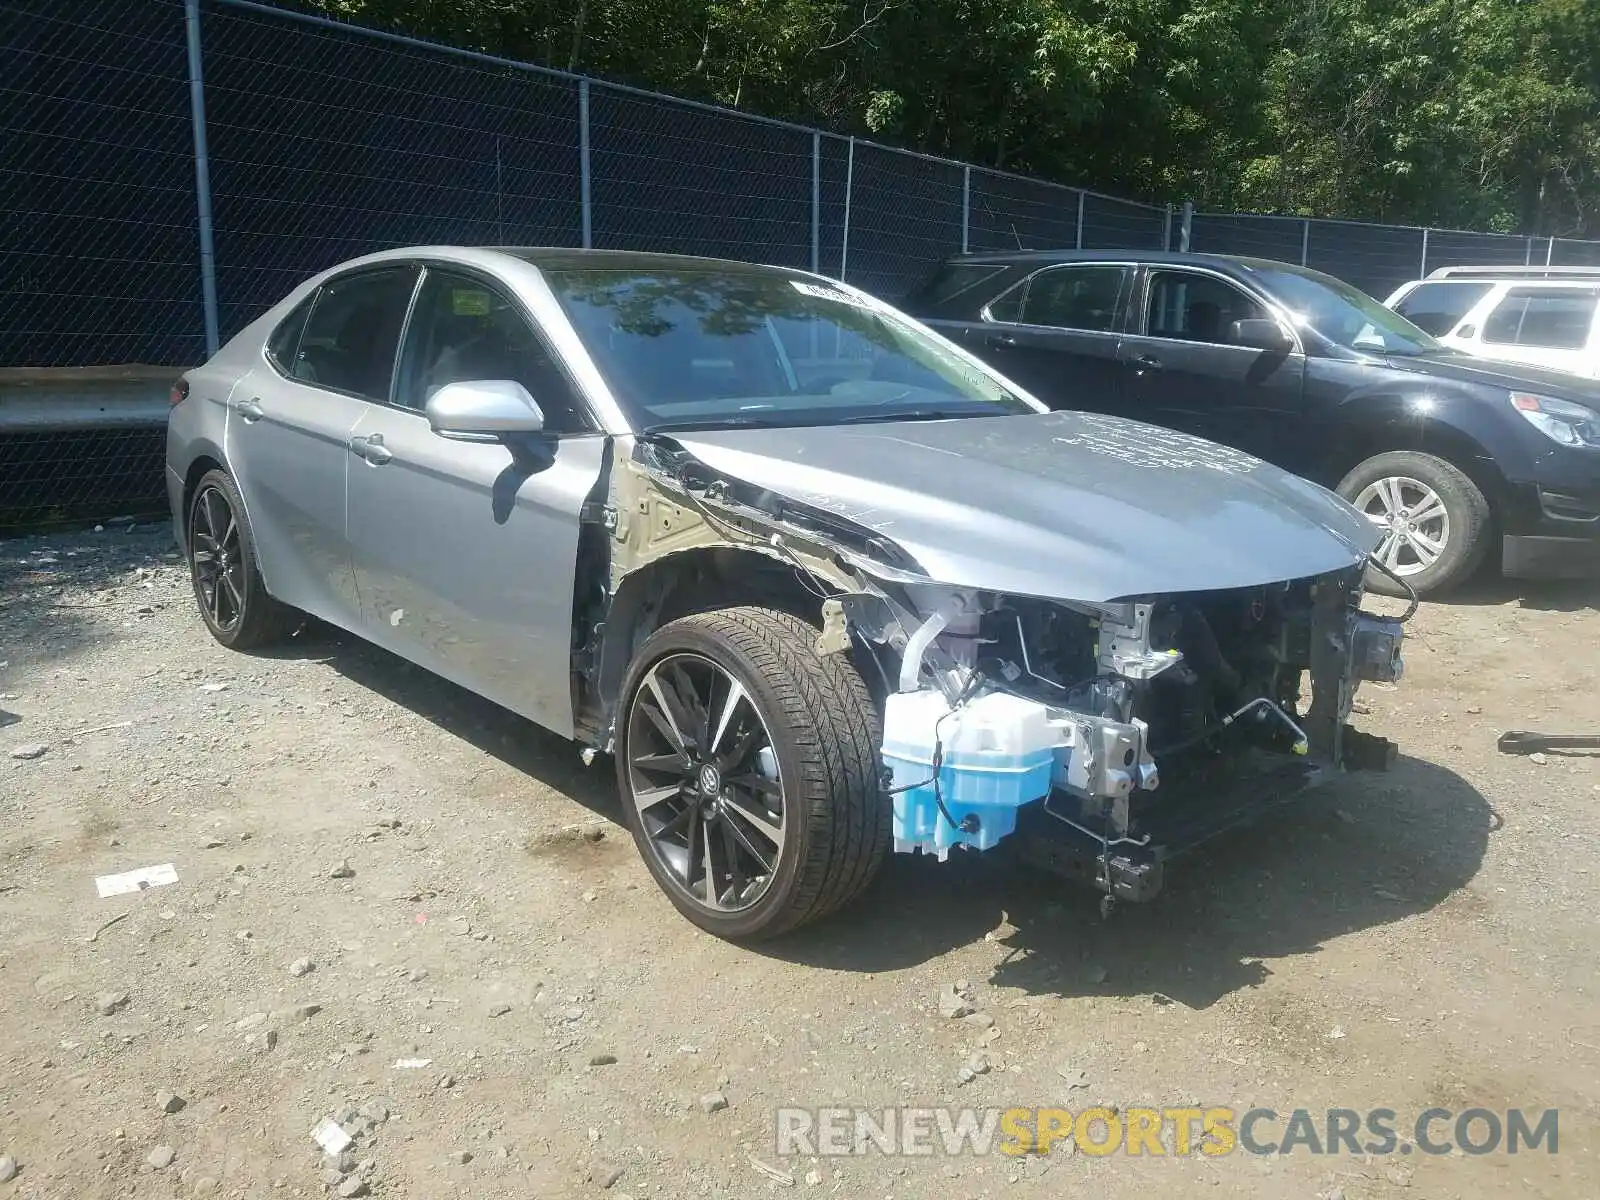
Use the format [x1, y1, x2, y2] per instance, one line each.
[1146, 271, 1269, 345]
[1482, 288, 1598, 350]
[265, 296, 313, 374]
[293, 266, 418, 401]
[394, 268, 591, 433]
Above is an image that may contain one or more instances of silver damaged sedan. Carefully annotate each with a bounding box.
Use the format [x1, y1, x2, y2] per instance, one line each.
[168, 247, 1408, 939]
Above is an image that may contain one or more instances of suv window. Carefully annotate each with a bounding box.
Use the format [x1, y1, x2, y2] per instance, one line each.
[1392, 281, 1493, 335]
[909, 263, 1010, 315]
[1147, 270, 1268, 344]
[1482, 288, 1598, 350]
[395, 268, 592, 433]
[294, 266, 418, 401]
[1016, 265, 1130, 332]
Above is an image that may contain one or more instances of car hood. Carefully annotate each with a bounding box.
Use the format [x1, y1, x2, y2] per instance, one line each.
[1387, 352, 1600, 403]
[671, 411, 1378, 603]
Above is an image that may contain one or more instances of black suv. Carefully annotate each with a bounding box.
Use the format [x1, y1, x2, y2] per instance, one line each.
[904, 251, 1600, 596]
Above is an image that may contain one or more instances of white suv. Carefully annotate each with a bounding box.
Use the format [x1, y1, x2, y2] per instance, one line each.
[1384, 266, 1600, 379]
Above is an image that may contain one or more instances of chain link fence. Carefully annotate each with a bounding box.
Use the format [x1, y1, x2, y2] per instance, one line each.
[5, 0, 1600, 529]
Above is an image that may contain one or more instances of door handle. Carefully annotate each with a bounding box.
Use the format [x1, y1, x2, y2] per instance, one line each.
[232, 397, 263, 423]
[987, 333, 1020, 349]
[1131, 354, 1163, 373]
[349, 434, 393, 466]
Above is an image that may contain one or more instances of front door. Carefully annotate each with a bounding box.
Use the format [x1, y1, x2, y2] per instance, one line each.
[344, 265, 607, 737]
[1118, 268, 1306, 465]
[225, 265, 420, 626]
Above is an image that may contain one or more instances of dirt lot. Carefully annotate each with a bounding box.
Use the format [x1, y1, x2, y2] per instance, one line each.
[1, 522, 1597, 1199]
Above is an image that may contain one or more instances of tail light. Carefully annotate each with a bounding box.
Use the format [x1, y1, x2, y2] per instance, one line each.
[169, 379, 190, 407]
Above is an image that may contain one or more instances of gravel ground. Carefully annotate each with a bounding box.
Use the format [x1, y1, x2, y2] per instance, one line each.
[2, 522, 1597, 1199]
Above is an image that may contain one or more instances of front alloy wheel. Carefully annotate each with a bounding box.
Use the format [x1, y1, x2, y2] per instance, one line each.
[1353, 474, 1450, 577]
[615, 607, 888, 940]
[1336, 451, 1491, 597]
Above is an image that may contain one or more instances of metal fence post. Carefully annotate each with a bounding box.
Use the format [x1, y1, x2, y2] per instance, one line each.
[1075, 191, 1085, 250]
[810, 133, 821, 273]
[578, 79, 593, 249]
[1178, 200, 1193, 252]
[1301, 219, 1311, 266]
[1162, 204, 1172, 251]
[1525, 235, 1534, 266]
[1419, 227, 1430, 276]
[1547, 236, 1556, 266]
[183, 0, 220, 357]
[839, 136, 855, 280]
[961, 166, 970, 255]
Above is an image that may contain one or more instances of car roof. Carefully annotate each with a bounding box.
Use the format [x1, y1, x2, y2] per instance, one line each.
[334, 244, 814, 278]
[941, 249, 1288, 272]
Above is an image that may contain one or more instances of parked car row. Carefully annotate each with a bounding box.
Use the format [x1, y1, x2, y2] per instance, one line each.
[903, 251, 1600, 595]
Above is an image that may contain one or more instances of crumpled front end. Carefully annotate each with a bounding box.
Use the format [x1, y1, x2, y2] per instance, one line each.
[601, 432, 1408, 903]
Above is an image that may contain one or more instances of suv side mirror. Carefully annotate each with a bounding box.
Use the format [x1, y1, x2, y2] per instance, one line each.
[1230, 318, 1292, 351]
[425, 380, 545, 440]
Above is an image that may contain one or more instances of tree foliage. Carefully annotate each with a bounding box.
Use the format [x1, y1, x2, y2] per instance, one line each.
[308, 0, 1600, 235]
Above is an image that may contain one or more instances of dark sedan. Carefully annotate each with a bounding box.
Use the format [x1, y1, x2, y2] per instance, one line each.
[904, 251, 1600, 596]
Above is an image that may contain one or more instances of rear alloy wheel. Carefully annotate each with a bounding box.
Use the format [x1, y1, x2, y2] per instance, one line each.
[616, 607, 888, 940]
[186, 468, 299, 650]
[1337, 451, 1491, 597]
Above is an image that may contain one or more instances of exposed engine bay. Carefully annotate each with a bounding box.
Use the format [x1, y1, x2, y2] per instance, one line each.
[586, 432, 1410, 904]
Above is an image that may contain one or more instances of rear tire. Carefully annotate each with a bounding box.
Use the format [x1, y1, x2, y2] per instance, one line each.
[1336, 451, 1491, 598]
[615, 607, 889, 940]
[185, 468, 300, 650]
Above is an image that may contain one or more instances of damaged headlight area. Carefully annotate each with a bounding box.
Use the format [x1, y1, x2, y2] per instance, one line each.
[865, 574, 1405, 902]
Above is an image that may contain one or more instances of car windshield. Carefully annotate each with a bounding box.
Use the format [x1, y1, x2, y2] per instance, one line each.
[539, 267, 1036, 432]
[1246, 264, 1445, 357]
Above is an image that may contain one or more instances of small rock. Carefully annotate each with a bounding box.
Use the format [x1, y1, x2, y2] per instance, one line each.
[581, 890, 598, 902]
[804, 1169, 822, 1186]
[336, 1179, 368, 1199]
[486, 1003, 511, 1018]
[155, 1090, 186, 1114]
[588, 1053, 618, 1067]
[406, 968, 428, 982]
[447, 1150, 473, 1165]
[965, 1053, 991, 1075]
[147, 1145, 176, 1170]
[938, 985, 975, 1020]
[699, 1091, 729, 1113]
[289, 958, 315, 978]
[1328, 1025, 1346, 1040]
[271, 1003, 322, 1024]
[563, 1006, 584, 1021]
[374, 816, 401, 829]
[96, 991, 130, 1016]
[321, 1168, 345, 1187]
[329, 860, 355, 879]
[1131, 1041, 1148, 1054]
[956, 1066, 976, 1085]
[962, 1011, 995, 1031]
[1327, 1189, 1346, 1200]
[245, 1029, 279, 1052]
[1466, 705, 1481, 715]
[593, 1161, 623, 1189]
[202, 837, 225, 849]
[582, 827, 604, 842]
[8, 743, 47, 761]
[1528, 752, 1548, 765]
[438, 1074, 456, 1090]
[199, 682, 229, 693]
[0, 1156, 16, 1183]
[1057, 1065, 1089, 1090]
[323, 1151, 356, 1174]
[358, 1100, 389, 1125]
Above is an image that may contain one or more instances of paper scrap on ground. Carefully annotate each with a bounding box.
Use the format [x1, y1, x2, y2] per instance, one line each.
[95, 864, 179, 898]
[311, 1118, 353, 1155]
[392, 1058, 432, 1070]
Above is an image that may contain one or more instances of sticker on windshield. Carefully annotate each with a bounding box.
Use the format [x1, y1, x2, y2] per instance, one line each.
[791, 280, 871, 307]
[451, 288, 492, 316]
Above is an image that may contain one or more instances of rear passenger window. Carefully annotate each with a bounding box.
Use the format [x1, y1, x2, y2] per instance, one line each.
[293, 266, 419, 401]
[1392, 281, 1493, 335]
[1020, 265, 1131, 332]
[1482, 288, 1599, 350]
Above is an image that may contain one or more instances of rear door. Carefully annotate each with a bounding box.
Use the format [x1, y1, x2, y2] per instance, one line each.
[343, 264, 607, 737]
[1468, 286, 1600, 378]
[1116, 267, 1306, 463]
[966, 262, 1134, 411]
[225, 265, 419, 627]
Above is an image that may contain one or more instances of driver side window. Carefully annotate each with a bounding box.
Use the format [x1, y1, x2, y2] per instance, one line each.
[1146, 271, 1268, 345]
[395, 268, 593, 434]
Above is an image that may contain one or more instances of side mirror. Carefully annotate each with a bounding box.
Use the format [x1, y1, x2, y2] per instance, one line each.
[425, 380, 545, 440]
[1230, 318, 1292, 351]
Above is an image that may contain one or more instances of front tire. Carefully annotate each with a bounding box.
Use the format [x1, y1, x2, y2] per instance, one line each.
[1337, 451, 1491, 597]
[185, 468, 299, 650]
[615, 607, 888, 940]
